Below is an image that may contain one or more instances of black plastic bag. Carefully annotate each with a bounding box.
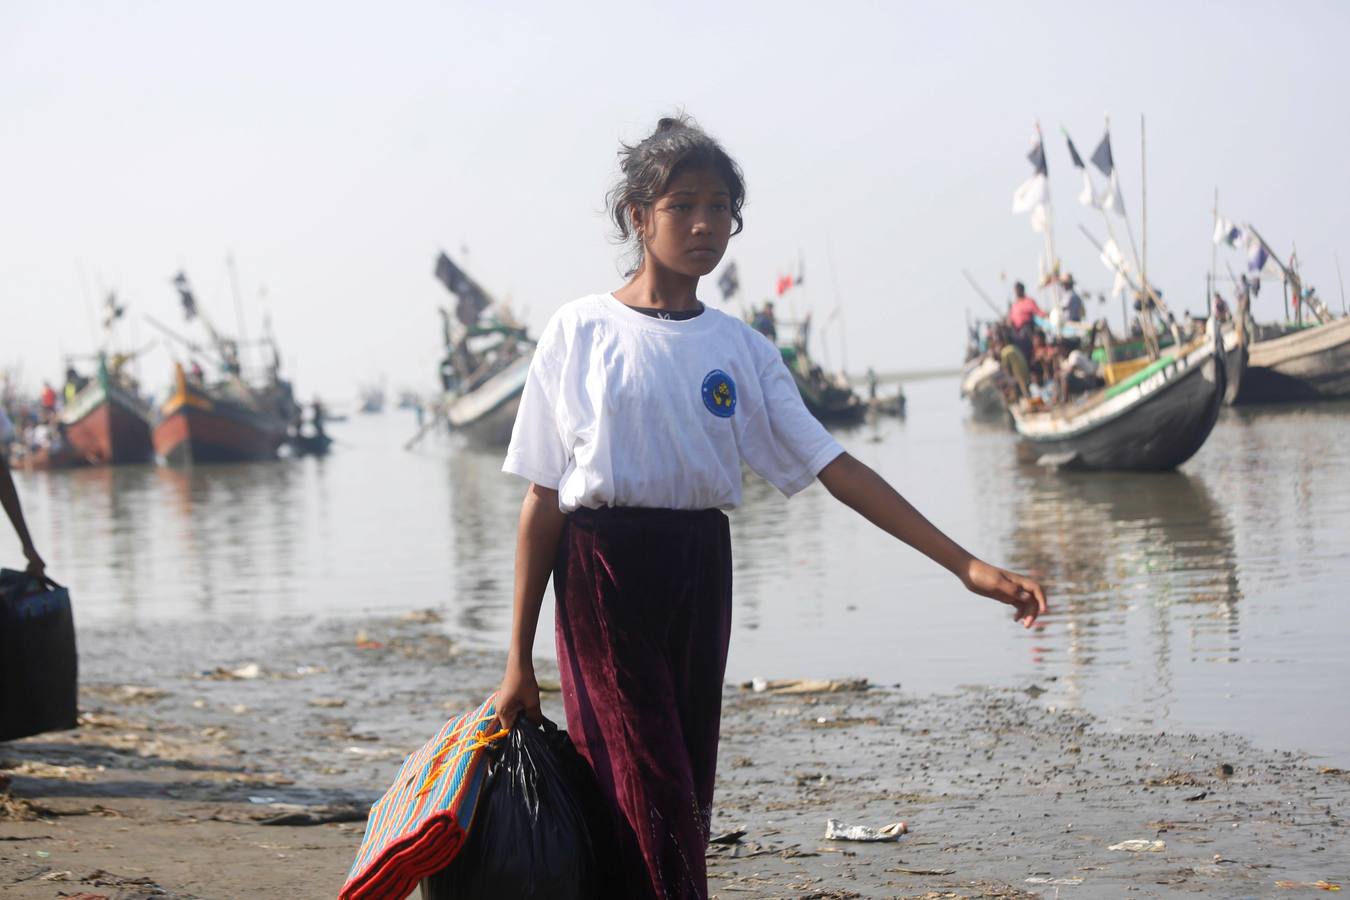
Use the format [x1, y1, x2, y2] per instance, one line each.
[0, 569, 78, 742]
[421, 716, 618, 900]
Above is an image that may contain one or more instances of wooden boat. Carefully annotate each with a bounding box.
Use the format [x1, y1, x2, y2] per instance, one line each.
[778, 344, 866, 425]
[1010, 323, 1226, 472]
[1232, 316, 1350, 403]
[61, 356, 155, 465]
[153, 363, 289, 464]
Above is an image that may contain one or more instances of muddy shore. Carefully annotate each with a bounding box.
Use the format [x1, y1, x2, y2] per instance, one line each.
[2, 612, 1346, 899]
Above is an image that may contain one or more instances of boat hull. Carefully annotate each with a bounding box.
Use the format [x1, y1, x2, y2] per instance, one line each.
[1012, 342, 1226, 472]
[62, 382, 154, 465]
[445, 352, 532, 447]
[1233, 317, 1350, 403]
[1221, 326, 1247, 407]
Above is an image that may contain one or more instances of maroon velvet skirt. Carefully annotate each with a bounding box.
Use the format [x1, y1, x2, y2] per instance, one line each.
[554, 506, 733, 900]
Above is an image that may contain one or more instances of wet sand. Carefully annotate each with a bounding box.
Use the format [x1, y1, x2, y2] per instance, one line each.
[2, 612, 1346, 899]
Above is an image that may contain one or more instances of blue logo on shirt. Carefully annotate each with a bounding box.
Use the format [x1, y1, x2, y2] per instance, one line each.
[702, 370, 737, 418]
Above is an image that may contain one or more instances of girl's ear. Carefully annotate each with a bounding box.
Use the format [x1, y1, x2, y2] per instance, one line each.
[630, 204, 648, 241]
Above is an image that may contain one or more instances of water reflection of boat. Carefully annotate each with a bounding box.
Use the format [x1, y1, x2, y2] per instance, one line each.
[433, 252, 535, 447]
[1011, 325, 1226, 471]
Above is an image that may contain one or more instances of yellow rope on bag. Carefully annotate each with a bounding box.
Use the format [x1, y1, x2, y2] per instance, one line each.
[414, 717, 510, 799]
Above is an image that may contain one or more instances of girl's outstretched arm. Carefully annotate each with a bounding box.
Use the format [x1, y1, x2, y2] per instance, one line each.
[494, 483, 566, 729]
[817, 453, 1046, 627]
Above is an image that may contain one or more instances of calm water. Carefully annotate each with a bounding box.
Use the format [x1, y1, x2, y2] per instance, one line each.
[12, 378, 1350, 765]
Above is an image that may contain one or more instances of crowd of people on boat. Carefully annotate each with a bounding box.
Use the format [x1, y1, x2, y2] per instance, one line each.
[0, 366, 97, 465]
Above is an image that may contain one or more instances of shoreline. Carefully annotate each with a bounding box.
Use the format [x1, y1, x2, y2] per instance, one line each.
[2, 612, 1346, 898]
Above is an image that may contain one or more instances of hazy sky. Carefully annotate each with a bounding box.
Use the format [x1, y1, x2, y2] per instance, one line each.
[4, 0, 1348, 406]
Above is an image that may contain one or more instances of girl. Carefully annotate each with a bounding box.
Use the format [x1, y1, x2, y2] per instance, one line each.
[496, 115, 1046, 899]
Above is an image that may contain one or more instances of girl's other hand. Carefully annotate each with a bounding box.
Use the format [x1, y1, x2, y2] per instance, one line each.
[963, 558, 1047, 628]
[493, 660, 542, 731]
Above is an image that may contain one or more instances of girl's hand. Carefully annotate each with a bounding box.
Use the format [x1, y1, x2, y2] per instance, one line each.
[493, 660, 541, 731]
[23, 544, 45, 581]
[963, 558, 1047, 628]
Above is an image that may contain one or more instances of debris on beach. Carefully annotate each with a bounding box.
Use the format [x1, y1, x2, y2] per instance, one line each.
[745, 677, 869, 695]
[1273, 880, 1341, 891]
[824, 818, 907, 841]
[200, 662, 262, 681]
[1109, 839, 1166, 852]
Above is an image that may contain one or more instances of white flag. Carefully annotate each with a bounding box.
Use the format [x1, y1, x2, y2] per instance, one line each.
[1012, 173, 1048, 214]
[1101, 170, 1126, 215]
[1077, 170, 1100, 209]
[1030, 203, 1050, 233]
[1100, 237, 1126, 274]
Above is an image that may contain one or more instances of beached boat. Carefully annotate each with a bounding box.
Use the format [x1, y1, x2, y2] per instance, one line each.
[153, 364, 289, 465]
[1011, 324, 1226, 471]
[61, 357, 155, 465]
[1232, 316, 1350, 403]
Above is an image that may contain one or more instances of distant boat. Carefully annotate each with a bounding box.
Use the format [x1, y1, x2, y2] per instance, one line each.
[1011, 323, 1226, 471]
[61, 356, 154, 465]
[153, 364, 290, 464]
[358, 384, 386, 414]
[150, 271, 297, 465]
[778, 343, 867, 425]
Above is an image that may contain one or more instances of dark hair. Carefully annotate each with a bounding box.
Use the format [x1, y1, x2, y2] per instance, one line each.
[607, 114, 745, 270]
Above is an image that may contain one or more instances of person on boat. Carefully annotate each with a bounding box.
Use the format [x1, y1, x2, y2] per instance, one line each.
[62, 366, 87, 406]
[1007, 282, 1046, 360]
[491, 115, 1047, 900]
[311, 399, 328, 440]
[751, 301, 777, 341]
[39, 382, 57, 415]
[0, 407, 45, 580]
[1029, 330, 1057, 386]
[1060, 273, 1085, 323]
[1057, 339, 1104, 399]
[1212, 292, 1231, 323]
[990, 327, 1032, 401]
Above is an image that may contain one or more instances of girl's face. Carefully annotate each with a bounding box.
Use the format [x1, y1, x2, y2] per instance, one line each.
[635, 168, 734, 278]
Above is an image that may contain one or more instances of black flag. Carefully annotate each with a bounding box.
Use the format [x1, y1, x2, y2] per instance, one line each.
[717, 261, 740, 301]
[1027, 138, 1047, 176]
[172, 272, 197, 321]
[434, 252, 492, 327]
[1090, 132, 1114, 177]
[1065, 134, 1086, 169]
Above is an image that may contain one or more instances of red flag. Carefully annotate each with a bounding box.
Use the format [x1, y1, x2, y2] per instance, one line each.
[776, 275, 793, 296]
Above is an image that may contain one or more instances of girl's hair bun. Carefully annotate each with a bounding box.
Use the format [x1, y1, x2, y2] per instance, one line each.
[605, 113, 746, 275]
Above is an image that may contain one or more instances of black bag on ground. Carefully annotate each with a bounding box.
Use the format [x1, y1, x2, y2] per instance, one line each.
[421, 716, 618, 900]
[0, 569, 78, 742]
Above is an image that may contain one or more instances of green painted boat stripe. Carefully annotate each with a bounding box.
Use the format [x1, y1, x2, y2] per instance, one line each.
[1105, 355, 1174, 399]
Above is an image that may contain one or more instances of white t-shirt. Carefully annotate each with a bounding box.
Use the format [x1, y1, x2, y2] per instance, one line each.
[503, 293, 845, 512]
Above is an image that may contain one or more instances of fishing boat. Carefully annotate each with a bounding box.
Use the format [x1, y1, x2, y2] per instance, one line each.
[1233, 316, 1350, 403]
[777, 342, 866, 425]
[433, 252, 535, 447]
[154, 364, 290, 464]
[1011, 322, 1225, 471]
[150, 271, 296, 465]
[61, 355, 155, 465]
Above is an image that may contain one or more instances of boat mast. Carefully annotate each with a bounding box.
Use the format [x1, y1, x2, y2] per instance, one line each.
[227, 253, 250, 376]
[1337, 253, 1347, 316]
[1035, 121, 1064, 326]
